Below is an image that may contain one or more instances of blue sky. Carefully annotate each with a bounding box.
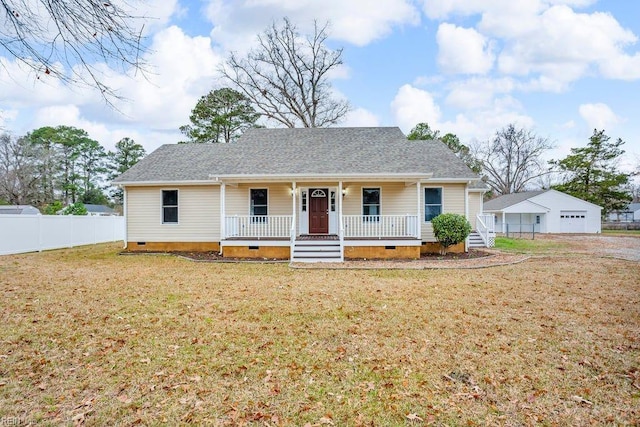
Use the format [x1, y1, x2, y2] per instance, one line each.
[1, 0, 639, 173]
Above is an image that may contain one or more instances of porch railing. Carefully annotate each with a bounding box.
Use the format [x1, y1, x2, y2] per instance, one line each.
[224, 215, 293, 238]
[342, 215, 419, 239]
[475, 214, 496, 247]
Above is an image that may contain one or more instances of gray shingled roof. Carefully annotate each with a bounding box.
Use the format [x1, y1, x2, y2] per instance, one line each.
[483, 191, 547, 211]
[114, 127, 480, 184]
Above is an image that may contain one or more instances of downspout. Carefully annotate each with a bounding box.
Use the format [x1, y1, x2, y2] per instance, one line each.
[464, 183, 469, 252]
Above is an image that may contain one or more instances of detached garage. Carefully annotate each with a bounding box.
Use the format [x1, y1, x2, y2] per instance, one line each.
[484, 189, 602, 234]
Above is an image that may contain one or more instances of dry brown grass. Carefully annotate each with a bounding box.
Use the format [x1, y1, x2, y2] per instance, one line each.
[0, 244, 639, 426]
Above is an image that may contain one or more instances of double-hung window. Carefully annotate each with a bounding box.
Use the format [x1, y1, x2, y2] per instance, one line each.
[162, 190, 178, 224]
[362, 188, 380, 222]
[424, 188, 442, 222]
[250, 189, 268, 223]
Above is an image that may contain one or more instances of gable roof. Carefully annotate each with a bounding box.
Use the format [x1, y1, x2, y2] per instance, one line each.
[113, 127, 480, 185]
[84, 204, 115, 214]
[483, 191, 546, 211]
[0, 205, 41, 215]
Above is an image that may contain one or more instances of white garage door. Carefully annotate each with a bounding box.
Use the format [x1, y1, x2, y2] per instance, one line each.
[560, 211, 586, 233]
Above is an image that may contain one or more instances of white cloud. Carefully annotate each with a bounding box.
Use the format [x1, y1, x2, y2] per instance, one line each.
[436, 24, 494, 75]
[205, 0, 419, 51]
[390, 84, 442, 133]
[341, 107, 380, 128]
[445, 77, 515, 110]
[578, 103, 621, 131]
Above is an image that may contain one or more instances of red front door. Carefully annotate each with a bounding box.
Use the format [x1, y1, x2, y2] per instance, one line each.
[309, 188, 329, 234]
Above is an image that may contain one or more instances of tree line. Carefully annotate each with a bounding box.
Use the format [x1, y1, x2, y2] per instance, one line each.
[407, 122, 634, 217]
[0, 126, 145, 212]
[1, 9, 635, 218]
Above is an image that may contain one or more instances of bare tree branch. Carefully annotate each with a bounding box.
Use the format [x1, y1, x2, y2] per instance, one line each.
[472, 124, 554, 196]
[0, 0, 149, 105]
[221, 18, 350, 128]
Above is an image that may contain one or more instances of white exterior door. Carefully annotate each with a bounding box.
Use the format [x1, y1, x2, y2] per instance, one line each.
[560, 211, 586, 233]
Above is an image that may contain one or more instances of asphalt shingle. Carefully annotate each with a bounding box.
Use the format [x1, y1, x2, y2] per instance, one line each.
[114, 127, 480, 183]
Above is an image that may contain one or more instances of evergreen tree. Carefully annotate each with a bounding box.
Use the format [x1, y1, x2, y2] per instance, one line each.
[551, 129, 631, 216]
[180, 88, 261, 143]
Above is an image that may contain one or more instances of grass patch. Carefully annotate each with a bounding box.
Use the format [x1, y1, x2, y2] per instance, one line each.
[0, 243, 638, 425]
[602, 229, 640, 236]
[494, 236, 568, 253]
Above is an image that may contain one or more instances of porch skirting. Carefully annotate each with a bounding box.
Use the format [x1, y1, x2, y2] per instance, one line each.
[344, 245, 420, 260]
[223, 245, 290, 259]
[126, 241, 220, 252]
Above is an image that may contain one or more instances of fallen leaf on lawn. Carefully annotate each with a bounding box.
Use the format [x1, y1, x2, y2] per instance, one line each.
[406, 413, 423, 421]
[318, 416, 335, 425]
[571, 395, 593, 405]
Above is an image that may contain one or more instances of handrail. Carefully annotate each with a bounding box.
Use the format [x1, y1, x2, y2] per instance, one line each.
[342, 214, 419, 239]
[475, 214, 496, 248]
[339, 215, 345, 261]
[224, 215, 293, 238]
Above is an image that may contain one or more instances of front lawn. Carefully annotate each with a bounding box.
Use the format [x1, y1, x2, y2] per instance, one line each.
[0, 244, 638, 425]
[494, 236, 568, 253]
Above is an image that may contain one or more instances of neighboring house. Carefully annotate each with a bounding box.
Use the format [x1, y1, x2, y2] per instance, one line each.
[483, 189, 602, 234]
[607, 203, 640, 222]
[0, 205, 41, 215]
[113, 127, 492, 261]
[84, 204, 117, 216]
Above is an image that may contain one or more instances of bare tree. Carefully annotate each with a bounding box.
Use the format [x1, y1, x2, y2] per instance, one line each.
[1, 0, 148, 102]
[472, 124, 554, 196]
[0, 132, 40, 205]
[221, 18, 350, 128]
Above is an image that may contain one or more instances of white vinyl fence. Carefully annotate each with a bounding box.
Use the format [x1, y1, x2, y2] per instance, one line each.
[0, 215, 125, 256]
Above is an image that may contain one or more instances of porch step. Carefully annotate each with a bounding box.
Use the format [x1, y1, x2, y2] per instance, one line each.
[292, 239, 342, 262]
[467, 232, 486, 248]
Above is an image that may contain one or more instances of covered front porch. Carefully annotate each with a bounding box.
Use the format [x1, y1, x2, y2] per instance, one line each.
[218, 180, 422, 262]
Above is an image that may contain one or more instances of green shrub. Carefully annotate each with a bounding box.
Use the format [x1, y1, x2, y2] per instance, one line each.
[431, 213, 472, 254]
[61, 202, 88, 216]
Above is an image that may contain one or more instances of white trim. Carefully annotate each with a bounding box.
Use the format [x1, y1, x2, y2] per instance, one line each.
[220, 240, 290, 247]
[212, 173, 435, 181]
[117, 180, 220, 187]
[220, 183, 226, 249]
[161, 189, 179, 225]
[343, 239, 422, 247]
[123, 188, 128, 249]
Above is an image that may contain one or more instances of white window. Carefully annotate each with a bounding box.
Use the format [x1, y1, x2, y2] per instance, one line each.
[162, 190, 178, 224]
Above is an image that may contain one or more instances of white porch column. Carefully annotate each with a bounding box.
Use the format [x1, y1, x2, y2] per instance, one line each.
[502, 211, 506, 233]
[220, 183, 226, 240]
[338, 181, 343, 237]
[292, 181, 297, 238]
[123, 187, 128, 249]
[416, 181, 421, 239]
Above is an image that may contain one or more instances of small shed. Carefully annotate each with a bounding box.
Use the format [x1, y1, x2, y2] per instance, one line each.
[484, 189, 602, 234]
[0, 205, 41, 215]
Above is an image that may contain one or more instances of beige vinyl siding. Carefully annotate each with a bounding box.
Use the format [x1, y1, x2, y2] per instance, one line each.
[468, 191, 483, 230]
[341, 182, 417, 216]
[225, 184, 292, 216]
[421, 183, 466, 241]
[127, 185, 220, 242]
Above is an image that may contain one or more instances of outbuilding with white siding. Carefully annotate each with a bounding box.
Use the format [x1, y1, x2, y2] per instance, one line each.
[484, 189, 602, 234]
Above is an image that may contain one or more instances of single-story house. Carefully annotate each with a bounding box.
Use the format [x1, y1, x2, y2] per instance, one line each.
[483, 189, 602, 234]
[84, 204, 117, 216]
[0, 205, 41, 215]
[607, 203, 640, 222]
[113, 127, 494, 261]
